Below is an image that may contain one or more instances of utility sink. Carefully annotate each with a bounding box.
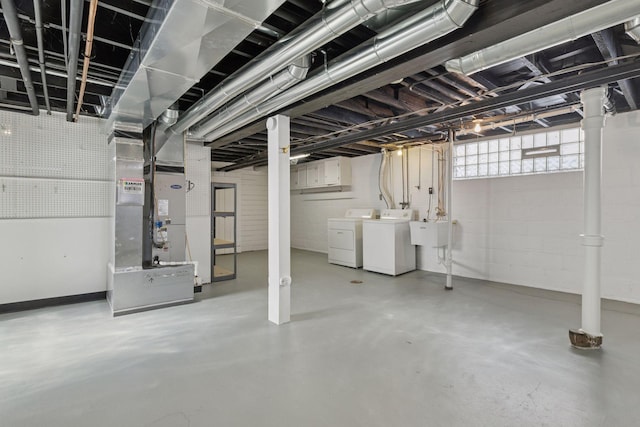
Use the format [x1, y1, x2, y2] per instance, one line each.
[409, 221, 448, 247]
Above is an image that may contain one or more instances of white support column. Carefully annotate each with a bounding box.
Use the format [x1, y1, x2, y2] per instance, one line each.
[445, 130, 454, 290]
[570, 86, 606, 349]
[267, 115, 291, 325]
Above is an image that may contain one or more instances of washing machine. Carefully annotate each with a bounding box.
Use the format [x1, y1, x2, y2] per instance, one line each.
[327, 209, 377, 268]
[363, 209, 416, 276]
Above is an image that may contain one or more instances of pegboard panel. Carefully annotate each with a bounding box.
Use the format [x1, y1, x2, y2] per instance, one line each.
[185, 142, 211, 217]
[0, 177, 17, 218]
[7, 178, 112, 218]
[0, 111, 113, 219]
[0, 111, 110, 181]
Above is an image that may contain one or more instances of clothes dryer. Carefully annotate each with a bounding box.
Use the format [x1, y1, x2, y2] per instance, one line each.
[327, 209, 377, 268]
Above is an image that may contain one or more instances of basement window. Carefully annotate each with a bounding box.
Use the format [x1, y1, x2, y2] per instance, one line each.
[453, 127, 584, 179]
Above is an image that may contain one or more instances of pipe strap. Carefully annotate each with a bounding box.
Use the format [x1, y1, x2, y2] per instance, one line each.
[581, 116, 604, 130]
[580, 234, 604, 247]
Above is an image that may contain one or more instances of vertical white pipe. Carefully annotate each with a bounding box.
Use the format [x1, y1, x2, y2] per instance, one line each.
[580, 87, 606, 338]
[445, 130, 455, 290]
[267, 115, 291, 325]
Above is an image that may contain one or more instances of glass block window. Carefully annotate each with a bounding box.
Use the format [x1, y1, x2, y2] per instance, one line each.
[453, 127, 584, 179]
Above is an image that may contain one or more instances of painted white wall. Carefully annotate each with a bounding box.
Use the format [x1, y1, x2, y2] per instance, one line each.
[0, 111, 111, 304]
[290, 110, 640, 304]
[186, 142, 212, 283]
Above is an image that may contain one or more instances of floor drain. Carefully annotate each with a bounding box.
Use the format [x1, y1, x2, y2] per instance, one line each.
[350, 280, 363, 284]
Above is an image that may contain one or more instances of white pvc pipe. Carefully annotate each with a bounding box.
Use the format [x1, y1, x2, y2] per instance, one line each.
[580, 87, 606, 337]
[445, 131, 454, 290]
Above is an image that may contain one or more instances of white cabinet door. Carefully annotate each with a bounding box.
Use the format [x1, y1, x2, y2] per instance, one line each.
[290, 166, 298, 190]
[324, 158, 340, 185]
[306, 162, 324, 187]
[290, 165, 307, 189]
[297, 165, 307, 188]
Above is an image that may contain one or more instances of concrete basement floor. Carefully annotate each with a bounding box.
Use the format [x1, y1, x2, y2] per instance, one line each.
[2, 250, 640, 427]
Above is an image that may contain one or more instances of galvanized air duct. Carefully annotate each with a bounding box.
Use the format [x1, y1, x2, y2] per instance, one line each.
[190, 55, 310, 138]
[154, 102, 180, 154]
[158, 102, 180, 126]
[167, 0, 425, 139]
[625, 16, 640, 43]
[105, 0, 287, 130]
[33, 0, 51, 114]
[202, 0, 479, 143]
[0, 0, 39, 115]
[445, 0, 640, 75]
[66, 0, 84, 121]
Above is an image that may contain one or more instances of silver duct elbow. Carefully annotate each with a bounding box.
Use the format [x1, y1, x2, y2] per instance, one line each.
[625, 16, 640, 43]
[190, 55, 311, 138]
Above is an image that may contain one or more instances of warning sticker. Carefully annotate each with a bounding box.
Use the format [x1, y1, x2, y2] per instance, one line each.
[121, 178, 144, 194]
[158, 199, 169, 216]
[117, 178, 145, 205]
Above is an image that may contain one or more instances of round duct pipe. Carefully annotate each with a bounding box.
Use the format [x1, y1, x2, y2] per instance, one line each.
[625, 17, 640, 43]
[159, 103, 180, 126]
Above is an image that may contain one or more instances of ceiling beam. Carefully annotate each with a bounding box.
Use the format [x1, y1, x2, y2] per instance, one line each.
[591, 29, 638, 109]
[220, 60, 640, 171]
[212, 0, 610, 147]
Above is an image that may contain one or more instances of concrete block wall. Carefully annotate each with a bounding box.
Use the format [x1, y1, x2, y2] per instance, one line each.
[444, 172, 585, 295]
[599, 111, 640, 302]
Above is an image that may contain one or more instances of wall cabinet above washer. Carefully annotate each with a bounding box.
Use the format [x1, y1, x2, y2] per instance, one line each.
[291, 156, 351, 191]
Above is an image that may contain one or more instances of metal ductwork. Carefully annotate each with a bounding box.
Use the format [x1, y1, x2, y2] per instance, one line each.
[626, 16, 640, 43]
[190, 55, 311, 138]
[445, 0, 640, 75]
[167, 0, 425, 140]
[104, 0, 287, 130]
[159, 103, 180, 126]
[153, 102, 180, 154]
[203, 0, 479, 144]
[66, 0, 84, 121]
[220, 60, 640, 172]
[0, 0, 39, 115]
[33, 0, 51, 114]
